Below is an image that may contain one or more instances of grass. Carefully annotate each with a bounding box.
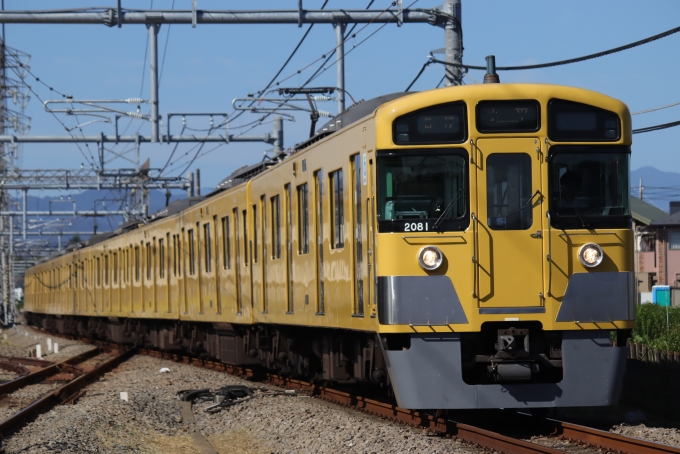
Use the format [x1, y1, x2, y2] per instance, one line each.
[631, 303, 680, 352]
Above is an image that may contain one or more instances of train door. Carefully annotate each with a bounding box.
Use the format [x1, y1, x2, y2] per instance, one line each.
[366, 155, 377, 313]
[234, 208, 243, 314]
[475, 138, 544, 308]
[351, 154, 366, 316]
[314, 170, 325, 314]
[169, 233, 181, 314]
[285, 184, 293, 313]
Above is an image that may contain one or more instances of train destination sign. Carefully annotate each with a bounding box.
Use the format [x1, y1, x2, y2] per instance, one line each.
[476, 100, 540, 132]
[393, 102, 467, 144]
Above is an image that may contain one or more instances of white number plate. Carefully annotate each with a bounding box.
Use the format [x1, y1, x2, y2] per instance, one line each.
[404, 222, 428, 232]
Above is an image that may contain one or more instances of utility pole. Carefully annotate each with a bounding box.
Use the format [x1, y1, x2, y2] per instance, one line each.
[639, 178, 644, 200]
[444, 0, 463, 86]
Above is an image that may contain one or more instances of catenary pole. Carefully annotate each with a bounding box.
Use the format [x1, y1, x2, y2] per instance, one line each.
[444, 0, 462, 86]
[334, 22, 346, 114]
[148, 23, 160, 142]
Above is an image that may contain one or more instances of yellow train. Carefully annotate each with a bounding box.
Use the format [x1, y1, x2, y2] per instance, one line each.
[24, 80, 635, 409]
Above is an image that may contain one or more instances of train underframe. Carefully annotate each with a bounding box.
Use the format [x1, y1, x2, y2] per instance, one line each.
[24, 312, 630, 409]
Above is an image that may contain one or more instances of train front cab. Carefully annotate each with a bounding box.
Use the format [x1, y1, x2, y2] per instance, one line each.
[373, 85, 635, 409]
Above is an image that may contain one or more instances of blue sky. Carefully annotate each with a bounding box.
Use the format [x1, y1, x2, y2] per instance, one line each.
[4, 1, 680, 192]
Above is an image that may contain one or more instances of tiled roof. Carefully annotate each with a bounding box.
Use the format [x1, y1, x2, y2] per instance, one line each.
[631, 197, 668, 225]
[650, 209, 680, 227]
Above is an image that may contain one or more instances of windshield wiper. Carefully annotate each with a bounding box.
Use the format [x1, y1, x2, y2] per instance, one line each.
[560, 186, 590, 228]
[433, 189, 466, 230]
[504, 190, 542, 221]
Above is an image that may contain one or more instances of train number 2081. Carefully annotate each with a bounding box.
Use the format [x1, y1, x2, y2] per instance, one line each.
[404, 222, 429, 232]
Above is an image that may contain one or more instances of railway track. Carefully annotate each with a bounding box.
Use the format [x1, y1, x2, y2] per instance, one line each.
[0, 347, 134, 434]
[32, 328, 680, 454]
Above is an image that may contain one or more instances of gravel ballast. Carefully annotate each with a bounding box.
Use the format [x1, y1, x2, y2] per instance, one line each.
[0, 324, 678, 453]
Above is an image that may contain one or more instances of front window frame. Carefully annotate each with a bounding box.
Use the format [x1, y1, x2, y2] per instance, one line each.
[376, 148, 470, 233]
[548, 145, 631, 230]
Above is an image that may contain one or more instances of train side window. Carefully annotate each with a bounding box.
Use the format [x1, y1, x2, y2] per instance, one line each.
[242, 209, 248, 266]
[105, 255, 109, 285]
[221, 217, 231, 269]
[146, 242, 152, 280]
[329, 169, 344, 249]
[113, 252, 118, 284]
[252, 205, 258, 263]
[271, 195, 281, 259]
[159, 239, 165, 278]
[486, 153, 533, 230]
[297, 183, 309, 254]
[261, 195, 267, 262]
[135, 246, 140, 282]
[172, 235, 176, 276]
[188, 229, 196, 275]
[178, 232, 183, 277]
[203, 223, 212, 272]
[96, 257, 101, 287]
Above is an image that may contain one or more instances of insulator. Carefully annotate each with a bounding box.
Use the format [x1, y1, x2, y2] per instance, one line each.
[311, 95, 333, 102]
[317, 111, 333, 117]
[127, 112, 148, 120]
[125, 98, 145, 104]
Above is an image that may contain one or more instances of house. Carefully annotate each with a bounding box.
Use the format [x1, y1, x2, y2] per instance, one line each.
[632, 197, 670, 293]
[648, 202, 680, 287]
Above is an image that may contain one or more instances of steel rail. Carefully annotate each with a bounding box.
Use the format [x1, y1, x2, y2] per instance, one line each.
[0, 348, 99, 395]
[552, 419, 680, 454]
[0, 361, 30, 377]
[0, 348, 134, 434]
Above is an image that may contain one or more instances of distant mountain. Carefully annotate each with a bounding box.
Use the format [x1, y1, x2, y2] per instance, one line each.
[631, 166, 680, 213]
[18, 189, 187, 245]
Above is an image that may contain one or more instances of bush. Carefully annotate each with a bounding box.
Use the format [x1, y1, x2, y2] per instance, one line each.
[631, 304, 680, 351]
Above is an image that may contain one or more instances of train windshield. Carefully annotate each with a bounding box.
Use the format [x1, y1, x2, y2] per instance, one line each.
[376, 150, 469, 232]
[549, 147, 630, 229]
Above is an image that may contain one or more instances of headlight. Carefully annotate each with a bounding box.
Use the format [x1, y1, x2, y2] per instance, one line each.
[418, 246, 443, 271]
[578, 243, 604, 268]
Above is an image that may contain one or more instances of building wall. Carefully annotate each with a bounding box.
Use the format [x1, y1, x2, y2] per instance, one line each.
[666, 228, 680, 286]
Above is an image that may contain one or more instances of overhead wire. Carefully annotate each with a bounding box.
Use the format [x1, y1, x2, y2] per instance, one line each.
[632, 101, 680, 115]
[428, 23, 680, 72]
[632, 119, 680, 134]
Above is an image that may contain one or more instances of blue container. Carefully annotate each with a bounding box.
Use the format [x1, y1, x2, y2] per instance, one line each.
[652, 285, 671, 307]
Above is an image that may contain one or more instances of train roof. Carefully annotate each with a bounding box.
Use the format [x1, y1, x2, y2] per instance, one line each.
[295, 92, 411, 151]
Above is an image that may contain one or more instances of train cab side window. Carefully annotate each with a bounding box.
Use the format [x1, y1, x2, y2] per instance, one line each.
[486, 154, 533, 230]
[221, 216, 231, 269]
[329, 170, 344, 249]
[203, 223, 212, 272]
[297, 183, 309, 254]
[271, 195, 281, 259]
[188, 229, 196, 275]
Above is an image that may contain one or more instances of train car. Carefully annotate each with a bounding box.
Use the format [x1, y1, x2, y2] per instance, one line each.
[24, 78, 634, 409]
